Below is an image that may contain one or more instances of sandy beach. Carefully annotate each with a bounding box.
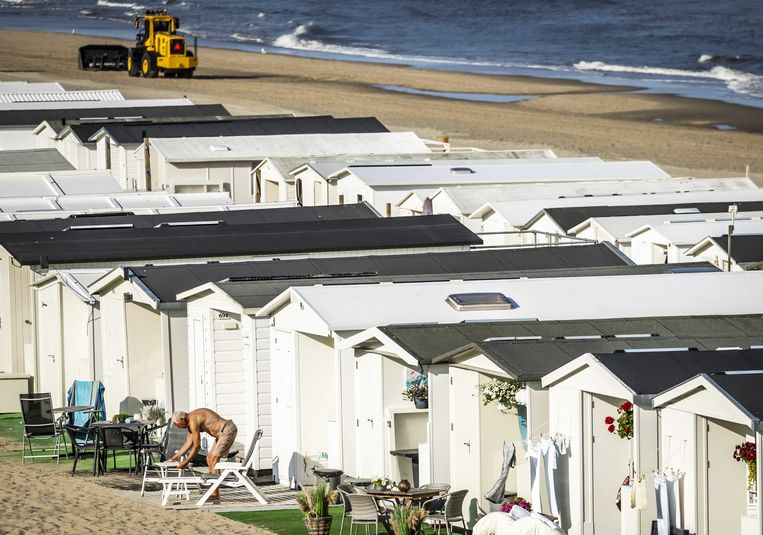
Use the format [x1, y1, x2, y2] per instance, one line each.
[0, 29, 762, 184]
[0, 434, 272, 535]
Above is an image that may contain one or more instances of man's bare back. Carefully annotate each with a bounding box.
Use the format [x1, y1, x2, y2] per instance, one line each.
[169, 408, 237, 473]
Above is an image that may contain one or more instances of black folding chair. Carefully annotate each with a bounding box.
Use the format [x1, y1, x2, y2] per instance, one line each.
[63, 425, 99, 476]
[95, 425, 140, 475]
[19, 393, 64, 465]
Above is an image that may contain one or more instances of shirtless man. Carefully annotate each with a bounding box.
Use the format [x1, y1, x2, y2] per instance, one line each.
[169, 408, 238, 499]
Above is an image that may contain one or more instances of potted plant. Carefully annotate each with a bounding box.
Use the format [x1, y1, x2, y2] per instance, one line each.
[297, 484, 337, 535]
[403, 380, 428, 409]
[111, 412, 131, 423]
[479, 378, 525, 413]
[390, 504, 427, 535]
[142, 403, 166, 425]
[604, 401, 634, 440]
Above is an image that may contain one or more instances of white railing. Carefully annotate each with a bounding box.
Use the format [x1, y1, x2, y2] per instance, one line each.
[471, 230, 598, 249]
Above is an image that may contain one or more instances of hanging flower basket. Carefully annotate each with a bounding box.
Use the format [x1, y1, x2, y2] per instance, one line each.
[604, 401, 633, 440]
[403, 377, 428, 409]
[733, 441, 757, 489]
[479, 378, 525, 413]
[304, 515, 333, 535]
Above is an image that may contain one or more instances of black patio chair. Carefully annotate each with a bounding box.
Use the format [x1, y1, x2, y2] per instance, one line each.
[95, 425, 140, 475]
[19, 393, 64, 465]
[63, 425, 99, 476]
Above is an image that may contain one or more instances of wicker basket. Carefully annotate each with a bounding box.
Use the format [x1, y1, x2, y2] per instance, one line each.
[304, 515, 333, 535]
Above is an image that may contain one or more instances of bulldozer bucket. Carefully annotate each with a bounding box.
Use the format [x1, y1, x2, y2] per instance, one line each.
[78, 45, 129, 71]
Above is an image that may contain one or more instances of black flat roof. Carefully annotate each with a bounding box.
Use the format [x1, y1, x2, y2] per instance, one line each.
[0, 104, 229, 128]
[127, 243, 627, 303]
[545, 201, 763, 232]
[596, 348, 763, 395]
[0, 203, 377, 234]
[711, 234, 763, 263]
[379, 315, 763, 366]
[90, 116, 388, 144]
[1, 214, 481, 266]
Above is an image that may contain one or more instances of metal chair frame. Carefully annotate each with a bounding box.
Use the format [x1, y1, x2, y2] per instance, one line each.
[19, 393, 64, 465]
[422, 489, 468, 535]
[346, 493, 388, 535]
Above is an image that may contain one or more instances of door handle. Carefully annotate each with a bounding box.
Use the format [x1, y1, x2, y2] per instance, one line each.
[116, 356, 125, 369]
[463, 440, 471, 452]
[48, 354, 55, 362]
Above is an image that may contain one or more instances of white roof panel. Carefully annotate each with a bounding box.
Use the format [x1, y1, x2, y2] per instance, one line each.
[0, 170, 122, 198]
[426, 177, 759, 214]
[0, 82, 65, 94]
[0, 89, 124, 105]
[286, 150, 566, 179]
[0, 98, 192, 111]
[634, 219, 763, 245]
[336, 161, 670, 187]
[479, 189, 763, 227]
[271, 272, 763, 331]
[150, 132, 431, 163]
[583, 211, 763, 241]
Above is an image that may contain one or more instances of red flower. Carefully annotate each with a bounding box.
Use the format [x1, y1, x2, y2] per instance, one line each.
[620, 401, 633, 412]
[608, 425, 616, 433]
[605, 416, 615, 425]
[624, 427, 630, 435]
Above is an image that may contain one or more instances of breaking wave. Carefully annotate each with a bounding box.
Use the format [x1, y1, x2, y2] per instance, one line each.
[272, 22, 388, 58]
[574, 60, 763, 97]
[96, 0, 143, 9]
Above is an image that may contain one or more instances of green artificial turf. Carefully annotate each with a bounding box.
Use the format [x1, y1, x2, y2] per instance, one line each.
[221, 507, 345, 535]
[0, 411, 138, 470]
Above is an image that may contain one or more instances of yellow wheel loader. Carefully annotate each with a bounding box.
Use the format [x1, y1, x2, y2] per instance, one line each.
[80, 9, 197, 78]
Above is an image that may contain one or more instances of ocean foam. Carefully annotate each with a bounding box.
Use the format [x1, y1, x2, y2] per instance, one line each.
[231, 32, 262, 43]
[574, 60, 763, 97]
[272, 22, 389, 58]
[96, 0, 143, 9]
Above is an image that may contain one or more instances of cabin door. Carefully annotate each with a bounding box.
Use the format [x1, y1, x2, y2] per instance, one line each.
[272, 329, 297, 485]
[590, 394, 631, 535]
[100, 295, 129, 416]
[449, 367, 481, 507]
[706, 418, 748, 535]
[355, 353, 384, 477]
[37, 284, 64, 407]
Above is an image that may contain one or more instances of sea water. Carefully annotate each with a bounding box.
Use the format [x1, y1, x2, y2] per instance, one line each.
[1, 0, 762, 108]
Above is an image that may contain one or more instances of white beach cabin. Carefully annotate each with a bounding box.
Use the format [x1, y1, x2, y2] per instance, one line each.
[31, 269, 106, 407]
[627, 219, 763, 265]
[540, 347, 763, 535]
[260, 272, 763, 491]
[142, 132, 431, 203]
[652, 357, 763, 535]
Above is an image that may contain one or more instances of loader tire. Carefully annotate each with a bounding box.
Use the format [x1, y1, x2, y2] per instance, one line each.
[127, 53, 141, 77]
[141, 52, 158, 78]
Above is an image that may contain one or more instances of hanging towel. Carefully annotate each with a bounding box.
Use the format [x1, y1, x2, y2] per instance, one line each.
[654, 476, 670, 535]
[540, 437, 560, 517]
[485, 442, 517, 504]
[528, 441, 541, 509]
[666, 476, 682, 528]
[631, 475, 648, 510]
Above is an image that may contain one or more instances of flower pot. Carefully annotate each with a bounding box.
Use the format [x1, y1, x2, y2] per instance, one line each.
[414, 398, 428, 409]
[304, 515, 333, 535]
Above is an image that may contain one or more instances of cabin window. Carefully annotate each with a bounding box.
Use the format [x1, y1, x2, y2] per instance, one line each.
[386, 203, 392, 217]
[446, 292, 516, 311]
[357, 194, 363, 203]
[338, 194, 345, 205]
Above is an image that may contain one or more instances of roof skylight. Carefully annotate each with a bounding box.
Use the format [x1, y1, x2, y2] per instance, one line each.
[447, 292, 516, 311]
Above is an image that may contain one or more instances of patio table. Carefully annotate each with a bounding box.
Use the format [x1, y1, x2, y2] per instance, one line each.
[365, 487, 442, 506]
[91, 421, 148, 475]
